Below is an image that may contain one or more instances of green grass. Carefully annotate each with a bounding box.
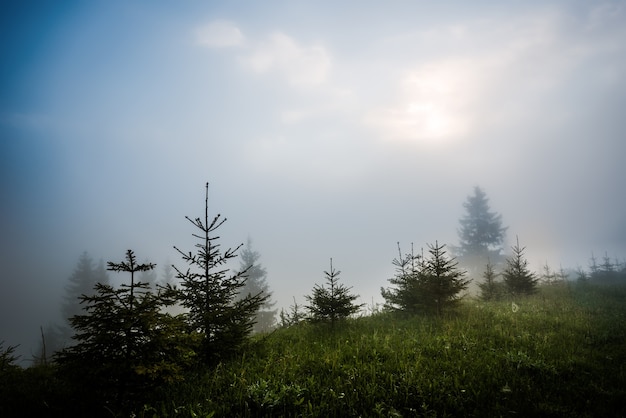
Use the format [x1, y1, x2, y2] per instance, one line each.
[143, 282, 626, 417]
[3, 282, 625, 417]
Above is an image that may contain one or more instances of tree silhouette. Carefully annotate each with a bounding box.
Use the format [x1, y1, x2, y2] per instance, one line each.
[305, 258, 364, 327]
[173, 183, 268, 365]
[381, 243, 425, 314]
[456, 186, 507, 275]
[56, 250, 191, 413]
[478, 259, 503, 301]
[238, 238, 277, 333]
[61, 252, 110, 323]
[37, 252, 111, 361]
[421, 242, 470, 316]
[279, 297, 307, 327]
[502, 237, 538, 296]
[382, 242, 469, 315]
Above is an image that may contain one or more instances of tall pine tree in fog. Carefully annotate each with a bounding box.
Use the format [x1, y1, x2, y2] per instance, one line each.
[238, 238, 277, 333]
[173, 183, 268, 364]
[61, 252, 110, 322]
[40, 252, 111, 358]
[456, 186, 507, 275]
[502, 237, 538, 296]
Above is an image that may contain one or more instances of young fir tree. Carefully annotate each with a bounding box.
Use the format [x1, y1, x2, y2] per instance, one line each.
[381, 243, 425, 314]
[382, 242, 469, 316]
[420, 241, 470, 316]
[456, 186, 507, 275]
[279, 297, 306, 327]
[56, 250, 191, 413]
[237, 238, 277, 333]
[502, 237, 538, 296]
[478, 259, 503, 301]
[173, 183, 268, 365]
[305, 258, 364, 327]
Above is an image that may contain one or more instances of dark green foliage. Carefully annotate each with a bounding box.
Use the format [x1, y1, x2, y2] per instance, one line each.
[305, 259, 364, 326]
[381, 242, 425, 314]
[55, 250, 193, 414]
[456, 186, 507, 274]
[0, 359, 68, 418]
[238, 238, 277, 333]
[173, 183, 268, 365]
[478, 259, 505, 301]
[0, 341, 19, 373]
[382, 242, 470, 315]
[503, 236, 539, 296]
[421, 241, 471, 315]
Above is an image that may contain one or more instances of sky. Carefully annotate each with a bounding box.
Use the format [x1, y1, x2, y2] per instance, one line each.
[2, 1, 626, 362]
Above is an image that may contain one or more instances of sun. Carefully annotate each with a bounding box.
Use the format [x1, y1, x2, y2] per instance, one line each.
[370, 60, 473, 144]
[405, 101, 455, 140]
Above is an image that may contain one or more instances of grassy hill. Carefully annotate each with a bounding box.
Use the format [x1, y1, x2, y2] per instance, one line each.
[2, 282, 625, 417]
[153, 282, 625, 417]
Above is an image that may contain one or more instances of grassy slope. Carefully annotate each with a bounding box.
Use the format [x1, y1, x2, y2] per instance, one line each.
[151, 283, 625, 417]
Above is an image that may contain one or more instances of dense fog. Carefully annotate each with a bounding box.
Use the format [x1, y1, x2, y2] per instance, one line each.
[1, 1, 625, 364]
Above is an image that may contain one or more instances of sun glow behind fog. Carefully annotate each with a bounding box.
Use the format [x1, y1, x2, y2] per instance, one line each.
[368, 61, 474, 145]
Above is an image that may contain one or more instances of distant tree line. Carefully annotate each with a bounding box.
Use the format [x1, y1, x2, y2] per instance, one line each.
[577, 252, 626, 286]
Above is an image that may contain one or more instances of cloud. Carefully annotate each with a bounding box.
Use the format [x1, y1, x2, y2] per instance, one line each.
[196, 20, 245, 48]
[243, 32, 331, 86]
[363, 7, 625, 145]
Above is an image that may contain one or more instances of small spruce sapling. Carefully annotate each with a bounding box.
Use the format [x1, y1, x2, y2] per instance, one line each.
[502, 236, 538, 296]
[305, 258, 364, 327]
[478, 258, 503, 301]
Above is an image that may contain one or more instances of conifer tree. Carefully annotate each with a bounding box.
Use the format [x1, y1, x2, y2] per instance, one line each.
[421, 241, 470, 316]
[238, 238, 277, 333]
[381, 243, 425, 314]
[540, 261, 557, 285]
[382, 242, 469, 315]
[478, 259, 503, 301]
[279, 297, 306, 327]
[61, 252, 110, 323]
[56, 250, 191, 412]
[39, 253, 111, 359]
[502, 237, 538, 296]
[305, 258, 364, 327]
[173, 183, 268, 364]
[456, 186, 507, 275]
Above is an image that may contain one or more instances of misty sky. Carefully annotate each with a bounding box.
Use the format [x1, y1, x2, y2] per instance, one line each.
[2, 1, 626, 361]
